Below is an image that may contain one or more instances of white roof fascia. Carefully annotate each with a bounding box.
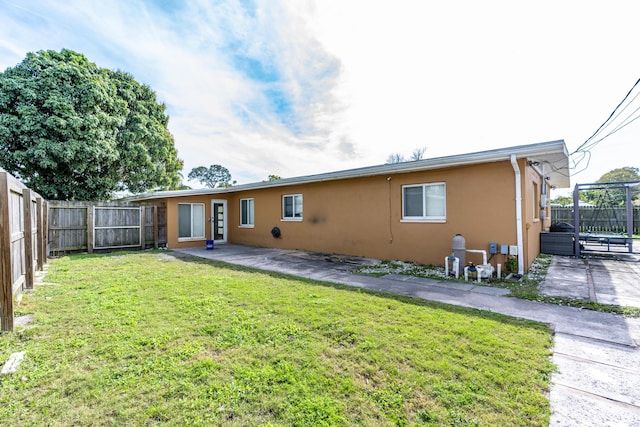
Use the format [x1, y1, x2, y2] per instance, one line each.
[125, 140, 570, 201]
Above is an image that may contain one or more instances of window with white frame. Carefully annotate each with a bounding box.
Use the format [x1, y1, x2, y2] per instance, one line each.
[402, 183, 446, 220]
[178, 203, 205, 240]
[533, 182, 540, 220]
[240, 198, 254, 227]
[282, 194, 303, 220]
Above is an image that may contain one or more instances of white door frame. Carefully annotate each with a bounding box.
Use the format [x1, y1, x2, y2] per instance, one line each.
[210, 199, 227, 244]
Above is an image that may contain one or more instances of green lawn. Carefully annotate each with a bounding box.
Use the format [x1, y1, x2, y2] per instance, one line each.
[1, 251, 554, 426]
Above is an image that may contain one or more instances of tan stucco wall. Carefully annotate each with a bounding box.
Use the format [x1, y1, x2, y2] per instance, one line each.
[522, 162, 552, 268]
[156, 159, 547, 272]
[161, 195, 216, 249]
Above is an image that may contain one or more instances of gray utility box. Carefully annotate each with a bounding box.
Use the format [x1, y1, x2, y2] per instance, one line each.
[540, 232, 574, 256]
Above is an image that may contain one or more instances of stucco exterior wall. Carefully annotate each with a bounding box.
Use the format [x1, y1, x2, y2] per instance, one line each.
[522, 161, 552, 269]
[158, 159, 549, 272]
[161, 195, 216, 250]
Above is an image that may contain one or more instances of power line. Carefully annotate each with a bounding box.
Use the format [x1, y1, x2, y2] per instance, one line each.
[567, 76, 640, 177]
[572, 76, 640, 155]
[579, 90, 640, 150]
[580, 111, 640, 153]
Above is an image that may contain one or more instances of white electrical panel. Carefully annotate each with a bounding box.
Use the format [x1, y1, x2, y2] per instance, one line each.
[509, 245, 518, 255]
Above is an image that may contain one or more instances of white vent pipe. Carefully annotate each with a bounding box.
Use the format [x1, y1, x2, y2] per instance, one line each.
[465, 249, 487, 265]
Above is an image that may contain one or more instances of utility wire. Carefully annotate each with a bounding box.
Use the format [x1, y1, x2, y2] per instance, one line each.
[581, 90, 640, 145]
[567, 76, 640, 177]
[533, 77, 640, 180]
[580, 108, 640, 152]
[572, 76, 640, 155]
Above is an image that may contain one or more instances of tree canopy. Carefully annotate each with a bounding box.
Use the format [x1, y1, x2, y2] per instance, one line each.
[386, 147, 427, 164]
[188, 164, 234, 188]
[0, 49, 183, 200]
[549, 195, 573, 206]
[595, 166, 640, 185]
[584, 166, 640, 206]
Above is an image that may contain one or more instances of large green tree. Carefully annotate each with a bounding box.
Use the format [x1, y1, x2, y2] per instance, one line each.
[188, 164, 234, 188]
[0, 49, 183, 200]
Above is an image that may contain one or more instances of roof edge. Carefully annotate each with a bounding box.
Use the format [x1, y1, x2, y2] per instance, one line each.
[124, 140, 569, 201]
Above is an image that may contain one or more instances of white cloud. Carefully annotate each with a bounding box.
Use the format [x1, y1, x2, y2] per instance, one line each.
[1, 0, 639, 191]
[0, 0, 355, 184]
[306, 0, 640, 184]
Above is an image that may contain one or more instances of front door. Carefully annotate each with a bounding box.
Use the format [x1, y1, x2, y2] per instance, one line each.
[211, 200, 227, 244]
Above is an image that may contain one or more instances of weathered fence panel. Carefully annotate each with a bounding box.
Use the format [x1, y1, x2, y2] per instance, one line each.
[0, 169, 47, 332]
[48, 201, 166, 254]
[143, 205, 166, 249]
[48, 204, 88, 252]
[551, 206, 640, 234]
[94, 206, 142, 249]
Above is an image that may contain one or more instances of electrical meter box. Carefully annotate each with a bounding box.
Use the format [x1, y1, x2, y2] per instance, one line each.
[488, 242, 498, 254]
[509, 245, 518, 255]
[500, 244, 509, 255]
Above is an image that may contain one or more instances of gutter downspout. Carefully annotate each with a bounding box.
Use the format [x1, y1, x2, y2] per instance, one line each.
[540, 164, 547, 220]
[510, 155, 525, 275]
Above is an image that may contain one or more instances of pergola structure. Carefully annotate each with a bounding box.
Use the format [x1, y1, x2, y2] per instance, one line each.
[572, 180, 639, 256]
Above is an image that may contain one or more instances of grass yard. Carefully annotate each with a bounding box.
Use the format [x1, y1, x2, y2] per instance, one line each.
[1, 251, 554, 426]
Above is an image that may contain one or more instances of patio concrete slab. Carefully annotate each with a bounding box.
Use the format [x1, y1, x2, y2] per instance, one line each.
[539, 260, 590, 300]
[540, 255, 640, 309]
[551, 332, 640, 426]
[553, 349, 640, 407]
[550, 384, 640, 427]
[588, 259, 640, 308]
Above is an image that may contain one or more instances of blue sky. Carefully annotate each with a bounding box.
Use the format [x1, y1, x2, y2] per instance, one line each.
[1, 0, 639, 194]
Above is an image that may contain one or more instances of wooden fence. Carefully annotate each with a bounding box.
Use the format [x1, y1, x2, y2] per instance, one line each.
[551, 206, 640, 234]
[48, 201, 166, 254]
[0, 169, 48, 332]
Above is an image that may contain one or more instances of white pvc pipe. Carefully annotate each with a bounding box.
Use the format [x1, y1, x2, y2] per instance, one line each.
[497, 263, 501, 279]
[463, 265, 481, 282]
[465, 249, 487, 266]
[510, 154, 525, 275]
[444, 256, 459, 279]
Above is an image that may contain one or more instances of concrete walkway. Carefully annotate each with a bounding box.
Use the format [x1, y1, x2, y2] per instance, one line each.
[176, 245, 640, 426]
[540, 255, 640, 308]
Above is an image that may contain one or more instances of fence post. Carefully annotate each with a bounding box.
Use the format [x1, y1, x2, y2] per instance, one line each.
[23, 189, 34, 290]
[153, 205, 159, 249]
[0, 172, 14, 332]
[626, 186, 633, 253]
[36, 198, 44, 270]
[43, 201, 48, 259]
[573, 184, 581, 257]
[87, 205, 94, 253]
[140, 206, 144, 250]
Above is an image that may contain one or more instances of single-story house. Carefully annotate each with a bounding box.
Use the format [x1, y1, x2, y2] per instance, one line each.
[127, 140, 570, 273]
